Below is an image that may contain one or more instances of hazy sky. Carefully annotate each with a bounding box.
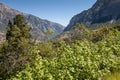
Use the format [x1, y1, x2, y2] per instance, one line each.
[0, 0, 97, 26]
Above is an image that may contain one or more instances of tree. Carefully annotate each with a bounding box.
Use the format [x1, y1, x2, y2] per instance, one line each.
[0, 14, 32, 79]
[5, 14, 31, 53]
[45, 28, 54, 40]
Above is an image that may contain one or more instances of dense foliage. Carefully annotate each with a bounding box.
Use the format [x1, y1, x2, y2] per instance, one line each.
[0, 20, 120, 80]
[0, 14, 32, 79]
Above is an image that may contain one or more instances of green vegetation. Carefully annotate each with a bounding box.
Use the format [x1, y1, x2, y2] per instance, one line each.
[45, 28, 55, 40]
[103, 73, 120, 80]
[0, 14, 32, 79]
[0, 16, 120, 80]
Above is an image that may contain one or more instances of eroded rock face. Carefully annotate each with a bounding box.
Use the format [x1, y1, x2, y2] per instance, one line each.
[0, 3, 64, 39]
[65, 0, 120, 31]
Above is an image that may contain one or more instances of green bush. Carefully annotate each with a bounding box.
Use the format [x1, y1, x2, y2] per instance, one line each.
[1, 24, 120, 79]
[9, 29, 120, 80]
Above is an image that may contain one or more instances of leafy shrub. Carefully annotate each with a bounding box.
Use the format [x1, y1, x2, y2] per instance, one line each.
[1, 24, 120, 80]
[9, 29, 120, 79]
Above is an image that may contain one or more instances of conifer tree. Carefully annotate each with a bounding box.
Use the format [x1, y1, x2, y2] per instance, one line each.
[5, 14, 31, 53]
[0, 14, 32, 79]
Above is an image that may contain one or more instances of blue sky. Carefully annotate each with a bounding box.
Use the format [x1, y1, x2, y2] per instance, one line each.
[0, 0, 96, 26]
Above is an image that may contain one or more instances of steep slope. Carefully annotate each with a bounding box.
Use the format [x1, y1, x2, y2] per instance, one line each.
[0, 3, 64, 39]
[55, 23, 91, 42]
[65, 0, 120, 31]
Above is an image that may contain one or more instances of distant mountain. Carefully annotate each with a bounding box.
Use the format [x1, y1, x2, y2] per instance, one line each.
[0, 3, 64, 40]
[65, 0, 120, 31]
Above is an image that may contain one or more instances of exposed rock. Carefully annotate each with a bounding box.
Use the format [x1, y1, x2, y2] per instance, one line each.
[0, 3, 64, 40]
[65, 0, 120, 31]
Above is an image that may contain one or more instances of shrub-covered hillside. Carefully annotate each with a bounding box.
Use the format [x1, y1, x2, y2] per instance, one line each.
[0, 15, 120, 80]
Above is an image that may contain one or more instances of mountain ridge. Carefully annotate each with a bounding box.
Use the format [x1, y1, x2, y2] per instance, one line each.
[0, 3, 64, 40]
[64, 0, 120, 31]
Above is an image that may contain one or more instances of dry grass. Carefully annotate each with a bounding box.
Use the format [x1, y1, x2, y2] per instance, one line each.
[102, 73, 120, 80]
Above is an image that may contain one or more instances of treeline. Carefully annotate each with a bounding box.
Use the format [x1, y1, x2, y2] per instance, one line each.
[0, 15, 120, 80]
[57, 23, 120, 43]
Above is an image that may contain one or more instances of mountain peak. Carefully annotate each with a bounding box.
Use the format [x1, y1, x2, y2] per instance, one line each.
[0, 3, 64, 40]
[0, 3, 3, 5]
[0, 3, 11, 10]
[0, 3, 5, 6]
[93, 0, 120, 8]
[65, 0, 120, 31]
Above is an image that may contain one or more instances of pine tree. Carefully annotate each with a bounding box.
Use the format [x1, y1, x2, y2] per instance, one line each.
[5, 14, 31, 53]
[0, 14, 32, 79]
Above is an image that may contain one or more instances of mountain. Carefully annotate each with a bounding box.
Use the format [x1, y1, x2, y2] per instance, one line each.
[0, 3, 64, 40]
[64, 0, 120, 31]
[54, 23, 91, 42]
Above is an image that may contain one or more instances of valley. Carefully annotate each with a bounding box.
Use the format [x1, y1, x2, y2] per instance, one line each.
[0, 0, 120, 80]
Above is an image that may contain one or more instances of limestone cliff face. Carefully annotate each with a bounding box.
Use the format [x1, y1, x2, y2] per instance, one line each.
[65, 0, 120, 31]
[0, 3, 64, 39]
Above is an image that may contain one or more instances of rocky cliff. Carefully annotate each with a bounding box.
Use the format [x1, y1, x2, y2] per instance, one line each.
[65, 0, 120, 31]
